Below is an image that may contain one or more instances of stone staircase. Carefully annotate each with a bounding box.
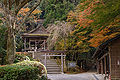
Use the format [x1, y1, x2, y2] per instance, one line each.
[46, 59, 61, 74]
[34, 52, 61, 74]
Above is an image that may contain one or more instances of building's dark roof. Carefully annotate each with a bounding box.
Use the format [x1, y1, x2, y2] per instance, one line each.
[92, 34, 120, 58]
[22, 25, 50, 37]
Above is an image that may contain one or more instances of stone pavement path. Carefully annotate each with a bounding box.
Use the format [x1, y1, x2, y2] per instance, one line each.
[47, 72, 104, 80]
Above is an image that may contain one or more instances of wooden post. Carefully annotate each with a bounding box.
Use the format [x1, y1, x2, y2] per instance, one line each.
[64, 56, 66, 68]
[104, 56, 107, 74]
[45, 53, 47, 67]
[61, 53, 63, 74]
[108, 47, 111, 78]
[64, 56, 67, 72]
[48, 53, 50, 59]
[35, 40, 37, 52]
[44, 40, 46, 50]
[32, 51, 34, 58]
[81, 62, 83, 69]
[29, 40, 31, 50]
[101, 60, 102, 74]
[99, 61, 101, 74]
[97, 61, 99, 74]
[101, 59, 103, 74]
[24, 38, 26, 52]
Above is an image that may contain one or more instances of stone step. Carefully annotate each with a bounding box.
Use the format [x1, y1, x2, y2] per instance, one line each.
[42, 60, 57, 62]
[47, 67, 60, 69]
[47, 66, 60, 69]
[43, 63, 59, 65]
[46, 61, 57, 63]
[46, 60, 57, 62]
[47, 72, 62, 74]
[47, 69, 61, 72]
[47, 63, 58, 65]
[46, 59, 61, 74]
[47, 65, 60, 67]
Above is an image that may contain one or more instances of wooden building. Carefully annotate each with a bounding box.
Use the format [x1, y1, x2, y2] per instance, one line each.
[22, 24, 66, 74]
[93, 35, 120, 79]
[22, 25, 50, 52]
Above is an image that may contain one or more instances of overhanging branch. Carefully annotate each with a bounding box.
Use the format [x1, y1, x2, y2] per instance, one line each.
[18, 0, 41, 28]
[15, 0, 32, 15]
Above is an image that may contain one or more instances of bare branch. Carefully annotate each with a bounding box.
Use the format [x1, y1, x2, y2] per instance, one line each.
[4, 0, 7, 7]
[9, 0, 12, 9]
[47, 21, 73, 49]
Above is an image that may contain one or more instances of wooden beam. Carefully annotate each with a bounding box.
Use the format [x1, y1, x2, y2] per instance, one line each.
[93, 45, 108, 58]
[38, 50, 66, 53]
[42, 55, 66, 57]
[98, 53, 108, 61]
[30, 40, 45, 41]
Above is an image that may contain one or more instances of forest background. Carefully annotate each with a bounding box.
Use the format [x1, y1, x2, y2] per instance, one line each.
[0, 0, 120, 70]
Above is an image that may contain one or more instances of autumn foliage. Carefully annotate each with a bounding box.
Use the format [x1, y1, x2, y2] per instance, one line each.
[67, 0, 120, 51]
[17, 8, 42, 22]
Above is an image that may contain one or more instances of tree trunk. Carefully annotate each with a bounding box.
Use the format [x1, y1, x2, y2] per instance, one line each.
[6, 27, 16, 64]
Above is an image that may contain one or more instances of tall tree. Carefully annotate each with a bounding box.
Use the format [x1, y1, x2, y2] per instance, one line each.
[0, 24, 7, 65]
[0, 0, 42, 64]
[39, 0, 76, 26]
[67, 0, 120, 49]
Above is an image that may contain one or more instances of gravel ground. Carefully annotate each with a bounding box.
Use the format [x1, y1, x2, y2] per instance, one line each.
[47, 73, 104, 80]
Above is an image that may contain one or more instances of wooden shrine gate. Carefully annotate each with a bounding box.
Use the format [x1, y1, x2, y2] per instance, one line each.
[32, 50, 66, 74]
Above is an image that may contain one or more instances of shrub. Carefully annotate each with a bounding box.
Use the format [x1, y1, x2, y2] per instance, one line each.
[15, 60, 47, 75]
[14, 54, 26, 63]
[39, 76, 48, 80]
[0, 65, 40, 80]
[0, 60, 47, 80]
[14, 53, 33, 63]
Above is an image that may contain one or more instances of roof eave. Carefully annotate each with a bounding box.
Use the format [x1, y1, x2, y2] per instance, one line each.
[92, 34, 120, 58]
